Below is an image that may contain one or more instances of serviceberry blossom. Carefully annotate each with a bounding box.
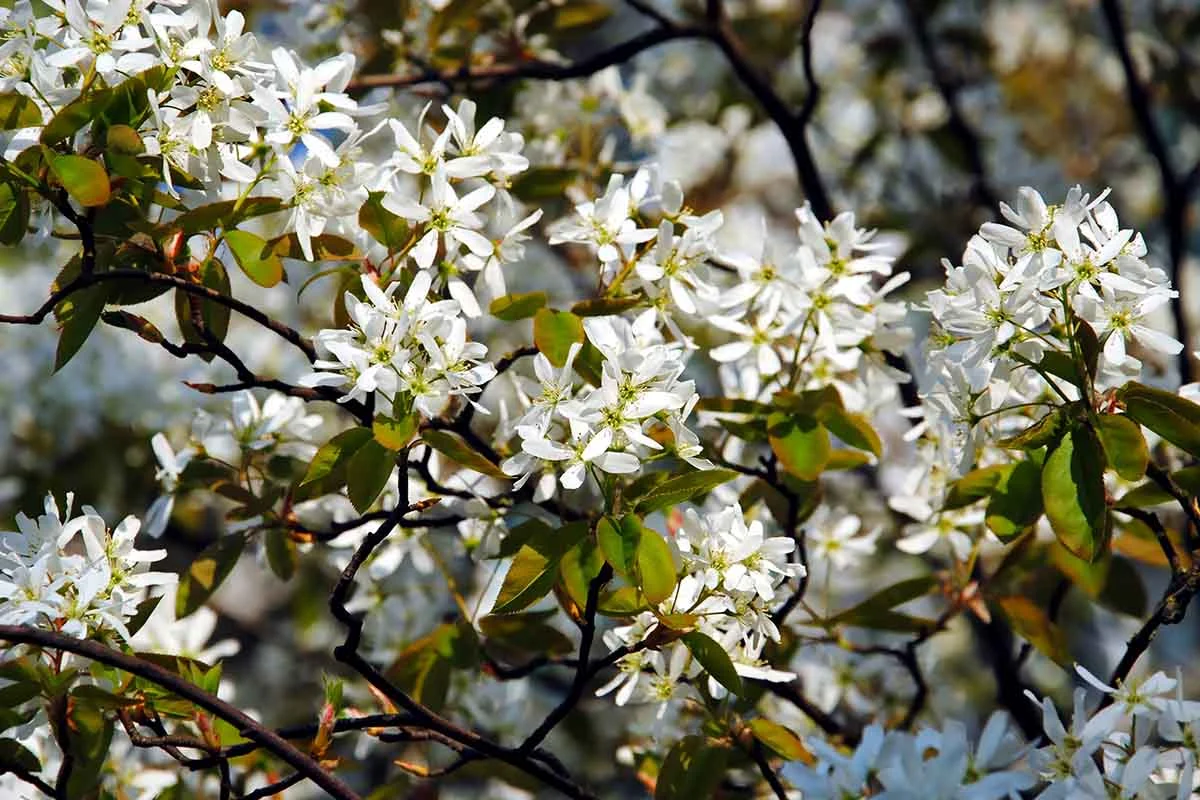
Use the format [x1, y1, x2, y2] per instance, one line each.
[0, 494, 174, 640]
[597, 503, 803, 711]
[922, 186, 1183, 477]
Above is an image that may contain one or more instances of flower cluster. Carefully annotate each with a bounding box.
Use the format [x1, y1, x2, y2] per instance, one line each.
[922, 186, 1183, 476]
[597, 503, 804, 712]
[502, 313, 710, 494]
[712, 206, 912, 412]
[0, 494, 174, 639]
[302, 272, 497, 417]
[793, 666, 1200, 798]
[147, 390, 322, 537]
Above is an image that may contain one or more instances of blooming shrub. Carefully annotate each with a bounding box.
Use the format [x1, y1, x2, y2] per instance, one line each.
[2, 1, 1200, 799]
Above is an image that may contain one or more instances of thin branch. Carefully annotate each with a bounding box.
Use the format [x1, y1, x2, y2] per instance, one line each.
[1103, 561, 1200, 704]
[0, 625, 361, 800]
[1099, 0, 1195, 382]
[1118, 506, 1182, 575]
[0, 268, 317, 362]
[898, 0, 997, 212]
[327, 492, 596, 799]
[518, 563, 614, 754]
[348, 26, 707, 92]
[747, 740, 789, 800]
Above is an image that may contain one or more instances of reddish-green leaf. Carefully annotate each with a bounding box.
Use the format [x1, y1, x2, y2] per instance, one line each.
[533, 308, 584, 367]
[749, 719, 809, 762]
[50, 154, 111, 207]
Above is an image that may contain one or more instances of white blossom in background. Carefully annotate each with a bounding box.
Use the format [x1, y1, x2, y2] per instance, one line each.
[0, 495, 174, 640]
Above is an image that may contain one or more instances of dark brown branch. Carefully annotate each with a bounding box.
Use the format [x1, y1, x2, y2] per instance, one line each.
[240, 771, 305, 800]
[1099, 0, 1195, 382]
[705, 0, 832, 220]
[1118, 506, 1182, 574]
[0, 626, 361, 800]
[1102, 561, 1200, 705]
[747, 740, 789, 800]
[0, 268, 316, 362]
[348, 26, 707, 92]
[351, 3, 832, 220]
[898, 0, 998, 212]
[326, 493, 595, 799]
[518, 563, 614, 754]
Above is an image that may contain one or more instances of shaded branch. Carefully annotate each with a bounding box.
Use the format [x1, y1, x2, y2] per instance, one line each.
[1099, 0, 1197, 382]
[0, 625, 361, 800]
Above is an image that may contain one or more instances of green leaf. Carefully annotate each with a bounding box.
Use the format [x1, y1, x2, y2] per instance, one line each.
[40, 93, 100, 144]
[533, 308, 584, 367]
[1042, 425, 1110, 562]
[697, 397, 774, 415]
[270, 233, 361, 262]
[64, 701, 113, 799]
[597, 586, 646, 616]
[681, 631, 742, 696]
[300, 428, 373, 488]
[767, 412, 830, 481]
[489, 291, 547, 321]
[1119, 382, 1200, 459]
[1116, 465, 1200, 509]
[54, 283, 107, 372]
[174, 257, 232, 354]
[224, 229, 284, 288]
[996, 595, 1069, 665]
[509, 166, 575, 201]
[749, 719, 809, 762]
[346, 439, 395, 513]
[50, 155, 111, 207]
[421, 429, 509, 480]
[176, 534, 246, 618]
[358, 192, 409, 252]
[478, 612, 574, 657]
[944, 464, 1011, 509]
[1095, 414, 1148, 481]
[0, 738, 40, 775]
[263, 529, 297, 581]
[635, 529, 677, 605]
[559, 538, 605, 611]
[493, 521, 589, 614]
[985, 458, 1043, 540]
[598, 515, 641, 576]
[0, 93, 42, 129]
[1099, 556, 1147, 618]
[373, 413, 418, 451]
[831, 576, 937, 628]
[995, 406, 1069, 450]
[655, 736, 730, 800]
[817, 405, 882, 457]
[165, 197, 284, 236]
[570, 296, 642, 317]
[494, 518, 554, 560]
[634, 469, 739, 514]
[0, 182, 29, 245]
[105, 123, 145, 155]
